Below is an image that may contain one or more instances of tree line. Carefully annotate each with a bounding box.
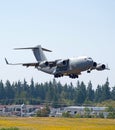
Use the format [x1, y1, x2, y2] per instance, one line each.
[0, 78, 115, 107]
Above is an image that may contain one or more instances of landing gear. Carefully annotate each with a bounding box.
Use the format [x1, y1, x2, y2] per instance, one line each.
[87, 70, 91, 73]
[54, 73, 79, 79]
[54, 73, 63, 78]
[69, 74, 78, 79]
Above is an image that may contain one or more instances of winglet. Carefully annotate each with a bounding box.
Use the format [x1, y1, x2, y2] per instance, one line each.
[5, 58, 9, 64]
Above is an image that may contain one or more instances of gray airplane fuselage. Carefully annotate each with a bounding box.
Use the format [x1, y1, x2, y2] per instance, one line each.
[37, 56, 94, 76]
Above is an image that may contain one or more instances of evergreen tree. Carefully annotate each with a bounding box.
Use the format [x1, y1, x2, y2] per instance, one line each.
[38, 83, 46, 100]
[75, 81, 86, 105]
[95, 85, 102, 102]
[0, 80, 5, 99]
[20, 79, 29, 100]
[0, 77, 114, 105]
[86, 81, 94, 101]
[80, 82, 87, 102]
[5, 80, 15, 104]
[111, 86, 115, 100]
[101, 78, 111, 101]
[29, 78, 35, 98]
[67, 83, 74, 100]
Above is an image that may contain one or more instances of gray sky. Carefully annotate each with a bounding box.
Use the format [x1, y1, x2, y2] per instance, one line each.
[0, 0, 115, 88]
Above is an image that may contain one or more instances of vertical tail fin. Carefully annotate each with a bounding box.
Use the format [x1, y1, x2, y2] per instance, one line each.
[14, 45, 52, 62]
[32, 45, 47, 61]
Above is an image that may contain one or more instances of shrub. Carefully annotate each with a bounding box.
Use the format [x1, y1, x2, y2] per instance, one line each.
[62, 112, 72, 118]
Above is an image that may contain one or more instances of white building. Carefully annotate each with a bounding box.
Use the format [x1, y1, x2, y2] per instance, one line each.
[50, 106, 108, 118]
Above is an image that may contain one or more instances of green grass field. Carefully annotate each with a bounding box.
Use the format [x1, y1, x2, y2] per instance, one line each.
[0, 117, 115, 130]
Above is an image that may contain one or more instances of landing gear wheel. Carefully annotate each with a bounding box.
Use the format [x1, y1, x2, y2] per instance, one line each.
[69, 74, 78, 79]
[54, 73, 63, 78]
[87, 70, 91, 73]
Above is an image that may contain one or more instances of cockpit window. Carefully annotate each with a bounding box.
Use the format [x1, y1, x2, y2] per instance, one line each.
[88, 57, 92, 60]
[77, 56, 92, 60]
[84, 57, 92, 61]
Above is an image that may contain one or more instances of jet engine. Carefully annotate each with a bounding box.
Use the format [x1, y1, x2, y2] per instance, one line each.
[96, 64, 106, 71]
[39, 61, 49, 68]
[93, 62, 97, 67]
[56, 60, 67, 67]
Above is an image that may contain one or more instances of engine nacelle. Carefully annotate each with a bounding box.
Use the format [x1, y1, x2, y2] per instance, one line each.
[39, 61, 49, 68]
[93, 62, 97, 67]
[56, 60, 67, 67]
[96, 64, 106, 71]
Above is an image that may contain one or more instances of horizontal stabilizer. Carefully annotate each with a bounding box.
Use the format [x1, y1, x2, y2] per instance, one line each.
[14, 46, 52, 52]
[42, 47, 52, 52]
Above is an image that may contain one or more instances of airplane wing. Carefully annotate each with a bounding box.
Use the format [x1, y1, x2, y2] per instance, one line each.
[5, 58, 57, 68]
[5, 58, 39, 67]
[22, 63, 39, 67]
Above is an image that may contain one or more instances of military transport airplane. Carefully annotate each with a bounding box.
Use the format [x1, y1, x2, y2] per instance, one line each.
[5, 45, 109, 79]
